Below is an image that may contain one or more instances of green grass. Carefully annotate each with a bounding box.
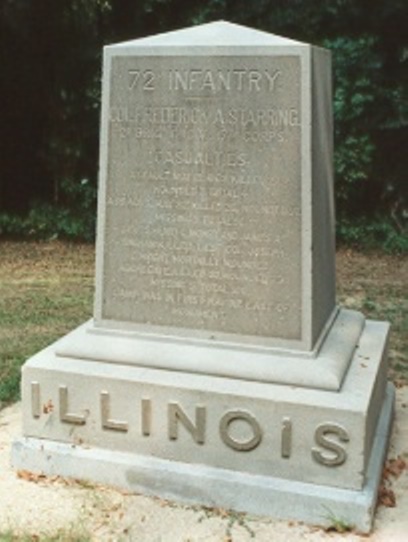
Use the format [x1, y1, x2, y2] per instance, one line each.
[0, 241, 94, 407]
[336, 249, 408, 383]
[322, 506, 353, 533]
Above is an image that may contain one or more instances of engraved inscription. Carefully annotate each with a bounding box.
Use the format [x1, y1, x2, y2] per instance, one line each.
[31, 383, 350, 467]
[128, 69, 155, 91]
[102, 56, 302, 340]
[168, 68, 281, 93]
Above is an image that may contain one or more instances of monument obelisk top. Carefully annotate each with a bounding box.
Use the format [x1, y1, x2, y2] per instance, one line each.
[107, 21, 307, 49]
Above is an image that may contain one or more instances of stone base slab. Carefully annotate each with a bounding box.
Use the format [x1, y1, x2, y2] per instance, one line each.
[56, 308, 364, 391]
[12, 383, 394, 533]
[12, 319, 393, 532]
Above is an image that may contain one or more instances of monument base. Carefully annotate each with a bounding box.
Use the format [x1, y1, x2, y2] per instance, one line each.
[12, 320, 393, 533]
[12, 383, 393, 533]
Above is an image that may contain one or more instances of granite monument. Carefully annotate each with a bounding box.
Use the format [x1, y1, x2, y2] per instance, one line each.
[12, 22, 394, 532]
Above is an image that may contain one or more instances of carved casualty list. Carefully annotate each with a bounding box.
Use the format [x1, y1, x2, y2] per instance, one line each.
[102, 56, 302, 340]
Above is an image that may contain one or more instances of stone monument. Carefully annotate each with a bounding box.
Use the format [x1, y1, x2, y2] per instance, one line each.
[12, 22, 394, 532]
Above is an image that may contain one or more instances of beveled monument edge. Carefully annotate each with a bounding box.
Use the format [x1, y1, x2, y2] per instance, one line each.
[55, 307, 364, 391]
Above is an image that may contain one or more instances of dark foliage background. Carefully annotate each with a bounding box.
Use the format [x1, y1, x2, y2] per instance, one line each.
[0, 0, 406, 247]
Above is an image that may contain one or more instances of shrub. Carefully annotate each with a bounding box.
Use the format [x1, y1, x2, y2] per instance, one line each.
[0, 178, 96, 242]
[337, 217, 408, 254]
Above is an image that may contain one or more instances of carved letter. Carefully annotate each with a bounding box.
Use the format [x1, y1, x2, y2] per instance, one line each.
[219, 410, 262, 452]
[264, 69, 281, 91]
[248, 71, 262, 91]
[312, 423, 350, 466]
[100, 391, 128, 432]
[59, 385, 86, 425]
[173, 70, 189, 91]
[281, 417, 292, 458]
[168, 402, 206, 444]
[202, 70, 216, 92]
[31, 381, 41, 419]
[233, 70, 246, 91]
[141, 398, 152, 436]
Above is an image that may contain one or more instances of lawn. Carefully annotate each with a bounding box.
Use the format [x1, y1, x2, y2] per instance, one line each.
[336, 248, 408, 384]
[0, 241, 94, 406]
[0, 241, 406, 407]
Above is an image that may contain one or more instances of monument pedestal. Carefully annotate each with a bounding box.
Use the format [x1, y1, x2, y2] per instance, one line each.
[53, 308, 365, 391]
[12, 318, 393, 533]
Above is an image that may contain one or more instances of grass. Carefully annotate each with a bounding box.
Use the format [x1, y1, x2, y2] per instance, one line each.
[0, 241, 407, 408]
[336, 249, 408, 383]
[0, 241, 94, 407]
[322, 505, 353, 533]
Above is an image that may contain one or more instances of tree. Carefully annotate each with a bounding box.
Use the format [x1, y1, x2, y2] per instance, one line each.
[0, 0, 406, 238]
[0, 0, 107, 212]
